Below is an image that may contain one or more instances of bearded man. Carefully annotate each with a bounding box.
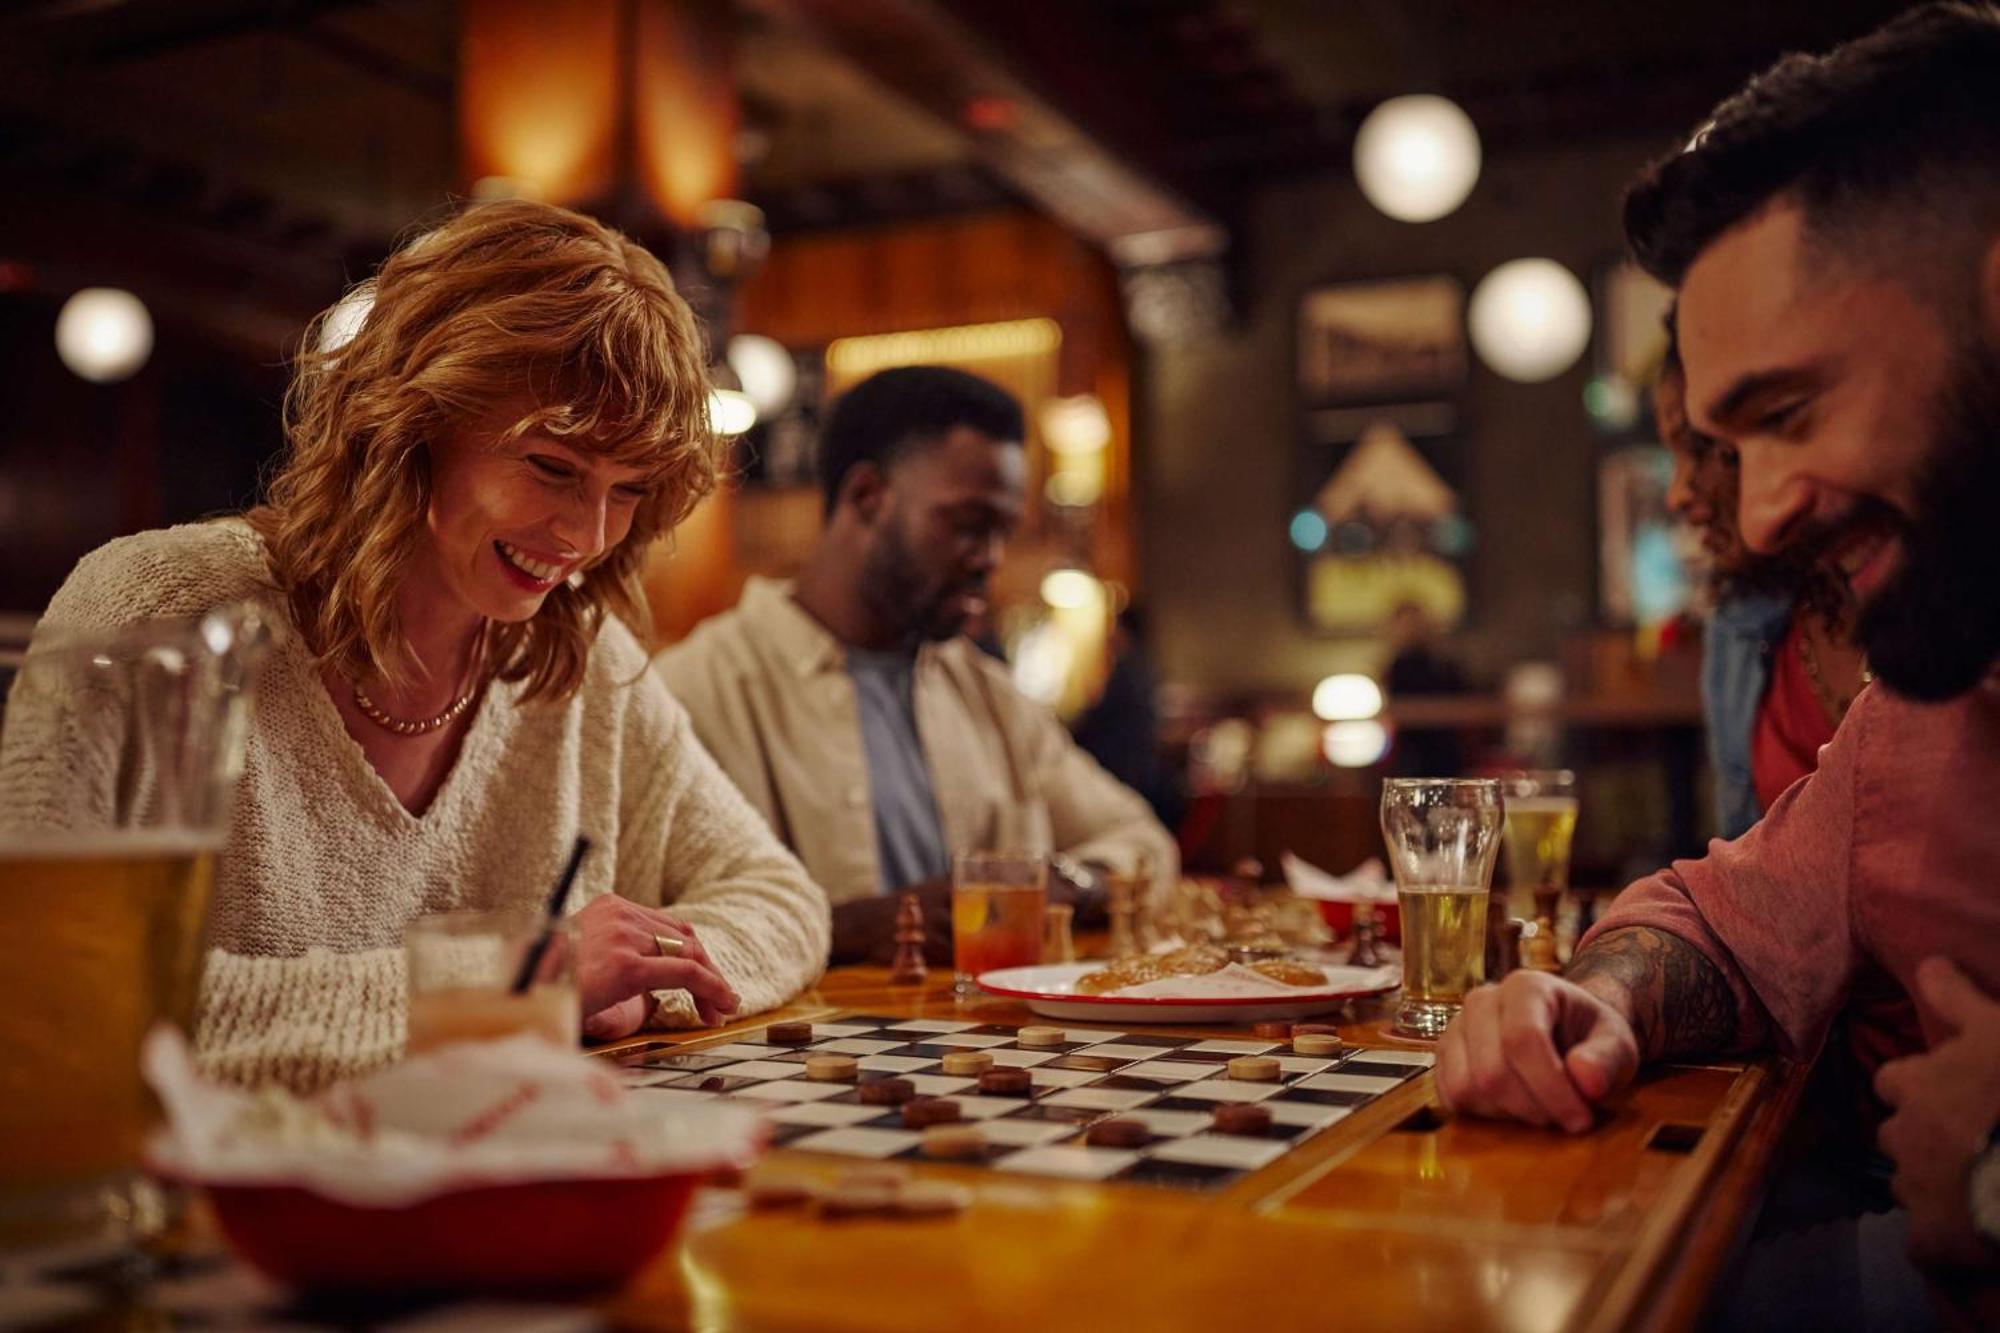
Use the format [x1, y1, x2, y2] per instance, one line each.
[1435, 2, 2000, 1308]
[656, 366, 1176, 965]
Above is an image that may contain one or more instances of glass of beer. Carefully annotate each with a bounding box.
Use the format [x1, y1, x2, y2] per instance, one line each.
[0, 607, 266, 1259]
[951, 851, 1047, 995]
[405, 911, 580, 1055]
[1379, 778, 1504, 1039]
[1500, 770, 1579, 929]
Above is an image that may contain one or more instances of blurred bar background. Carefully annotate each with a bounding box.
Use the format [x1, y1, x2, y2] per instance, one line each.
[0, 0, 1914, 885]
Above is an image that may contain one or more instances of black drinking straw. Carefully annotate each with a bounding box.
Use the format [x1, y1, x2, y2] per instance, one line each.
[511, 835, 591, 994]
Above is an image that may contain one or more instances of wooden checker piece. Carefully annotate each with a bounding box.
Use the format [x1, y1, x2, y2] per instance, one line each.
[1251, 1021, 1293, 1039]
[805, 1053, 858, 1081]
[1291, 1033, 1343, 1057]
[857, 1076, 916, 1106]
[1212, 1103, 1274, 1136]
[1291, 1023, 1340, 1036]
[894, 1180, 972, 1217]
[1017, 1025, 1067, 1048]
[1227, 1055, 1281, 1082]
[920, 1124, 987, 1160]
[1085, 1117, 1150, 1149]
[940, 1050, 994, 1077]
[766, 1020, 814, 1045]
[901, 1096, 963, 1129]
[976, 1067, 1033, 1096]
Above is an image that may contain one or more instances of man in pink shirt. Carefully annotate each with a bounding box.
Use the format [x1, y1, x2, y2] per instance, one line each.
[1435, 0, 2000, 1294]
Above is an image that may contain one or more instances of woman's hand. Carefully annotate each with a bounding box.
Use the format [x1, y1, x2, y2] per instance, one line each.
[570, 893, 741, 1040]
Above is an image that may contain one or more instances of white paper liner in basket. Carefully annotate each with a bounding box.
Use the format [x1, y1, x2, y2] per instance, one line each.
[142, 1027, 764, 1208]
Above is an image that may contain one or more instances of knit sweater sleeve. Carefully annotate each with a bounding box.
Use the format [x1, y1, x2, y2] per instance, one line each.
[616, 675, 830, 1026]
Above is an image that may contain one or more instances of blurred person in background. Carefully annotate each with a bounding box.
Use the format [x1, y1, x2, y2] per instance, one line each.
[657, 366, 1176, 965]
[0, 199, 829, 1091]
[1073, 602, 1182, 831]
[1657, 328, 1869, 839]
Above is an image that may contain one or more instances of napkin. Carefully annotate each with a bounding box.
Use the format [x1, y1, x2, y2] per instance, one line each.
[142, 1027, 763, 1207]
[1282, 853, 1397, 903]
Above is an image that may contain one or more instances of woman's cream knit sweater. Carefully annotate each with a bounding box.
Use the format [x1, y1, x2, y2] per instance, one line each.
[0, 520, 830, 1091]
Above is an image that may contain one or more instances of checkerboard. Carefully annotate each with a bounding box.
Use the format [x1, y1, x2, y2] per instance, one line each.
[611, 1015, 1433, 1191]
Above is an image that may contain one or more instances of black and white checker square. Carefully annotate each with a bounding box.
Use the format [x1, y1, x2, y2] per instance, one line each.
[616, 1014, 1429, 1192]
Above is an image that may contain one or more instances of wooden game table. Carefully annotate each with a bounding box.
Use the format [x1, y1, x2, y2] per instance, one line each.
[596, 961, 1812, 1333]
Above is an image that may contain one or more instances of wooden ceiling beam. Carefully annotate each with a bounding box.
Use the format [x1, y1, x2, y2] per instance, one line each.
[749, 0, 1225, 266]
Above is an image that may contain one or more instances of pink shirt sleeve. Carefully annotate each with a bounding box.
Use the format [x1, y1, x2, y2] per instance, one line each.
[1578, 688, 1874, 1058]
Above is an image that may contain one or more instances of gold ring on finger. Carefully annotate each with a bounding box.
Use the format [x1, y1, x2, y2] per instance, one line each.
[654, 933, 685, 958]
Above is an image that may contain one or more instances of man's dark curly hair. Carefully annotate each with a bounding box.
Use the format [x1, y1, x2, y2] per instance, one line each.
[1624, 2, 2000, 321]
[817, 366, 1025, 516]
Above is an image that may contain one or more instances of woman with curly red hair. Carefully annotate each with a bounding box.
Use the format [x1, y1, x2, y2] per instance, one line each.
[2, 199, 828, 1090]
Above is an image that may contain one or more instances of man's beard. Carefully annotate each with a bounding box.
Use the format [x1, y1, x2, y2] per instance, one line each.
[858, 519, 979, 645]
[1858, 346, 2000, 701]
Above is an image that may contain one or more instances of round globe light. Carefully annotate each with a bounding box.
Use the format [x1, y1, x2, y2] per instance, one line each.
[1039, 568, 1103, 612]
[1311, 673, 1383, 722]
[55, 288, 153, 383]
[1322, 720, 1391, 768]
[317, 287, 375, 356]
[1468, 258, 1592, 383]
[1353, 95, 1481, 223]
[707, 388, 758, 437]
[725, 334, 797, 417]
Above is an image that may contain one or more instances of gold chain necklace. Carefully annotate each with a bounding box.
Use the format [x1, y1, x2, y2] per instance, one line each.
[351, 627, 488, 737]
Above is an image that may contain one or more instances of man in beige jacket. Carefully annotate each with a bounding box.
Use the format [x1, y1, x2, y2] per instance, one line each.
[657, 366, 1177, 964]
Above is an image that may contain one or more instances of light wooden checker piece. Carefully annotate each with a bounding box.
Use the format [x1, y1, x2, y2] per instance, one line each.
[619, 1013, 1427, 1192]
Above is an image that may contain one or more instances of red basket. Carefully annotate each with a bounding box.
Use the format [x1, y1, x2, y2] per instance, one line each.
[202, 1171, 704, 1294]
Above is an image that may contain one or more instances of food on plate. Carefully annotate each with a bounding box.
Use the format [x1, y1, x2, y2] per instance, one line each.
[1075, 944, 1229, 995]
[1073, 945, 1328, 997]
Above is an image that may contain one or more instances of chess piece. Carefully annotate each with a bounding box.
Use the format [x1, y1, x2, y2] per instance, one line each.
[1348, 907, 1385, 968]
[1042, 903, 1076, 963]
[1106, 873, 1139, 960]
[1522, 919, 1560, 973]
[889, 892, 928, 985]
[1131, 852, 1158, 952]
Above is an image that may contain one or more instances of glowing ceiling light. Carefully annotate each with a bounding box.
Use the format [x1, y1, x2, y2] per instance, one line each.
[1311, 673, 1383, 722]
[1468, 258, 1592, 383]
[1323, 720, 1391, 768]
[707, 388, 758, 437]
[825, 318, 1061, 379]
[1353, 95, 1481, 223]
[1040, 394, 1111, 456]
[55, 287, 153, 383]
[1039, 568, 1102, 611]
[726, 334, 797, 417]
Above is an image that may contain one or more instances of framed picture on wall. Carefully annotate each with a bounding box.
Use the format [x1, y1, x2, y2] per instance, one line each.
[1590, 259, 1676, 439]
[1293, 403, 1471, 636]
[1296, 276, 1466, 406]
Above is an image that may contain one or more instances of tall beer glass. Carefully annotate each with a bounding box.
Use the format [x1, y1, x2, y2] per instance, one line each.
[1501, 770, 1578, 926]
[0, 606, 265, 1258]
[1380, 778, 1504, 1039]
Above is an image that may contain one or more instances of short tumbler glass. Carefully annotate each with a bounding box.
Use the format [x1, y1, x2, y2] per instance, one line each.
[950, 851, 1047, 995]
[405, 911, 580, 1056]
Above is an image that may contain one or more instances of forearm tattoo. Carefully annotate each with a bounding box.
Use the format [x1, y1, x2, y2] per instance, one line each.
[1565, 927, 1742, 1061]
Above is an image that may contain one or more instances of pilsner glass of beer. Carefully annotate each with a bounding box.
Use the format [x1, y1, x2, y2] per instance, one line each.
[1500, 770, 1579, 928]
[1379, 778, 1504, 1039]
[0, 606, 266, 1258]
